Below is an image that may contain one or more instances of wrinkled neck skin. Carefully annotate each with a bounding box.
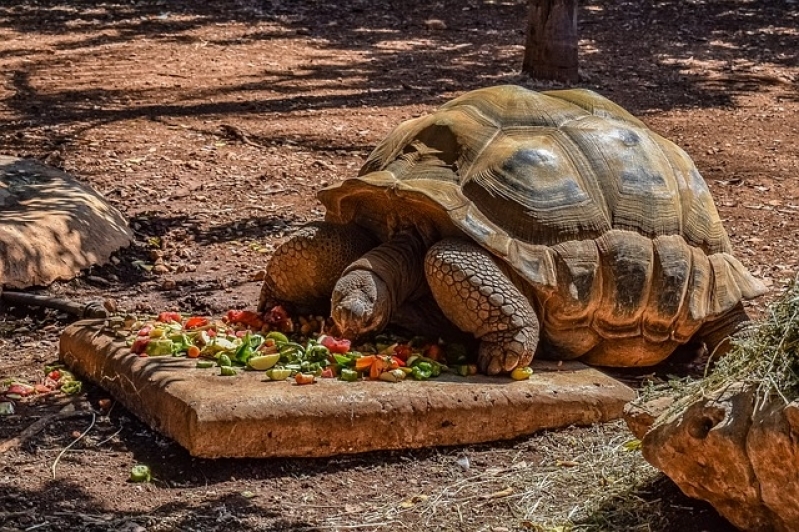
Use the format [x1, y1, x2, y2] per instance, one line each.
[331, 230, 428, 338]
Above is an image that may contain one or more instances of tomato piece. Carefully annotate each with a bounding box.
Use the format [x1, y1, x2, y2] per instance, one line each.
[265, 305, 291, 330]
[131, 338, 150, 354]
[47, 370, 61, 381]
[393, 344, 412, 361]
[184, 316, 209, 329]
[424, 344, 444, 362]
[391, 356, 405, 367]
[157, 311, 182, 324]
[226, 309, 264, 329]
[137, 325, 152, 337]
[320, 368, 335, 379]
[319, 335, 351, 354]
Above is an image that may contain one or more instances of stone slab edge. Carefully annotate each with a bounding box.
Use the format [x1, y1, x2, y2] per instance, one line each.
[60, 320, 636, 458]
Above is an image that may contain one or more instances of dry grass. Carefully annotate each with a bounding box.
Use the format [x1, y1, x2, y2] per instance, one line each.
[675, 277, 799, 411]
[313, 422, 681, 531]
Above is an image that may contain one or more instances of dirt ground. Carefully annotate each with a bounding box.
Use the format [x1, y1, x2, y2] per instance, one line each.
[1, 0, 797, 530]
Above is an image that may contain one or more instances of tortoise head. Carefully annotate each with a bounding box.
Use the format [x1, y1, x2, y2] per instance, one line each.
[330, 269, 393, 339]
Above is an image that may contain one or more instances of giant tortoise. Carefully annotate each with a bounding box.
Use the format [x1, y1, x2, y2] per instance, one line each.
[259, 85, 766, 375]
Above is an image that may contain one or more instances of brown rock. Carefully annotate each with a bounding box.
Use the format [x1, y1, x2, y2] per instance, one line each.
[623, 395, 675, 439]
[0, 156, 132, 288]
[633, 383, 799, 531]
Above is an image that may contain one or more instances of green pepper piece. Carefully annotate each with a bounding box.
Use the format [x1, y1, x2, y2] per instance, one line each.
[453, 364, 470, 377]
[129, 464, 152, 483]
[220, 366, 237, 377]
[265, 331, 289, 344]
[217, 354, 233, 367]
[305, 343, 330, 362]
[265, 368, 292, 381]
[411, 364, 433, 381]
[340, 368, 359, 382]
[234, 332, 255, 364]
[61, 379, 83, 395]
[195, 360, 215, 369]
[333, 354, 354, 367]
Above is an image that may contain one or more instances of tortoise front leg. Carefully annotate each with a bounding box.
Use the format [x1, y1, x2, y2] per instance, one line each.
[424, 238, 539, 375]
[259, 222, 378, 314]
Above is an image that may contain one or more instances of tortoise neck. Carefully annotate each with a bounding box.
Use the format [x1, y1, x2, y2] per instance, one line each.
[344, 230, 428, 313]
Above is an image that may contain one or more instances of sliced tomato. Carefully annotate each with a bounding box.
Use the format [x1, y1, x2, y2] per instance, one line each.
[320, 368, 335, 378]
[184, 316, 209, 329]
[393, 343, 412, 361]
[157, 311, 182, 324]
[265, 305, 291, 330]
[226, 309, 264, 329]
[137, 325, 152, 337]
[320, 335, 351, 354]
[131, 337, 150, 354]
[424, 344, 444, 362]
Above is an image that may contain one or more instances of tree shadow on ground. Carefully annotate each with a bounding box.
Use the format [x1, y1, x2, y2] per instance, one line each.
[572, 474, 735, 531]
[1, 0, 796, 155]
[0, 481, 317, 531]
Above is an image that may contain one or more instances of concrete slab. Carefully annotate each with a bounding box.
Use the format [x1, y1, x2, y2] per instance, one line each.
[59, 320, 636, 458]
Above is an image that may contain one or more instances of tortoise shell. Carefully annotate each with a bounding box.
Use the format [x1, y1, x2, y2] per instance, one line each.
[318, 85, 765, 365]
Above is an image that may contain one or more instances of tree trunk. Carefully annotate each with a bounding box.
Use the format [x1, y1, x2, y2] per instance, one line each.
[522, 0, 579, 83]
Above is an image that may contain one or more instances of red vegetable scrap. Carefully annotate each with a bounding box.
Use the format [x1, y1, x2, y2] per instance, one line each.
[157, 311, 182, 324]
[184, 316, 209, 329]
[265, 305, 292, 332]
[424, 343, 444, 362]
[319, 335, 351, 354]
[225, 309, 264, 329]
[393, 344, 412, 362]
[131, 337, 150, 354]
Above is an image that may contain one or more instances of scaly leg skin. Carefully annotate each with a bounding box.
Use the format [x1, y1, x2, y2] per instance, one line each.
[424, 238, 539, 375]
[258, 222, 378, 314]
[694, 302, 751, 359]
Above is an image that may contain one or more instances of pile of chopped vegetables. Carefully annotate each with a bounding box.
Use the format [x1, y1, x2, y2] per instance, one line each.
[125, 306, 533, 383]
[2, 365, 82, 401]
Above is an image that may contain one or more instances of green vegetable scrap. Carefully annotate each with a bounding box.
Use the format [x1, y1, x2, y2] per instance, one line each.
[129, 464, 152, 483]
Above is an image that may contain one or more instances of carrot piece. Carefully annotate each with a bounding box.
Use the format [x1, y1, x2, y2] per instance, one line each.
[187, 345, 201, 358]
[354, 355, 376, 372]
[370, 357, 386, 380]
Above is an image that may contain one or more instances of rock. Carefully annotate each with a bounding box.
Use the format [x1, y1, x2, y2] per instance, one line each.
[623, 395, 674, 439]
[0, 156, 132, 287]
[629, 383, 799, 531]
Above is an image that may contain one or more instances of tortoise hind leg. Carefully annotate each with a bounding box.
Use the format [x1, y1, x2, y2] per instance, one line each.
[424, 238, 539, 375]
[259, 222, 378, 314]
[693, 302, 751, 358]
